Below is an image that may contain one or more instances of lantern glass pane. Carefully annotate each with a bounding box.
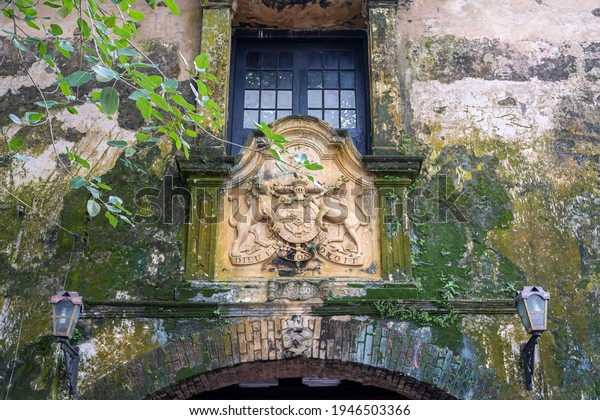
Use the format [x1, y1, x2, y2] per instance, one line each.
[55, 317, 70, 336]
[527, 295, 545, 312]
[530, 313, 545, 329]
[54, 300, 74, 318]
[515, 299, 531, 332]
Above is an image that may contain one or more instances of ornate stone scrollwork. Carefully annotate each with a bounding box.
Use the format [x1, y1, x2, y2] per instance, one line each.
[216, 116, 380, 279]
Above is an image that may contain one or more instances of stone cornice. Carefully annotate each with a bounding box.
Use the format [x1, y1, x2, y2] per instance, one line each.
[176, 155, 235, 183]
[362, 155, 423, 182]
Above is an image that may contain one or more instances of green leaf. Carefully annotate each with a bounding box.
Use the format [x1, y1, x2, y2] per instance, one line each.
[185, 129, 197, 138]
[113, 26, 132, 40]
[58, 40, 74, 52]
[25, 20, 41, 31]
[9, 114, 23, 125]
[105, 211, 118, 228]
[66, 106, 78, 115]
[74, 154, 90, 169]
[304, 163, 324, 171]
[56, 6, 69, 19]
[56, 43, 71, 58]
[34, 100, 59, 109]
[92, 64, 120, 81]
[271, 134, 288, 143]
[149, 93, 169, 112]
[117, 48, 140, 57]
[162, 78, 178, 91]
[97, 182, 112, 191]
[164, 0, 180, 15]
[87, 200, 101, 217]
[119, 215, 134, 226]
[105, 204, 121, 213]
[128, 89, 151, 101]
[128, 9, 144, 21]
[124, 146, 136, 157]
[107, 140, 128, 148]
[269, 148, 282, 160]
[84, 55, 99, 64]
[49, 23, 63, 36]
[8, 137, 25, 153]
[253, 121, 273, 138]
[11, 38, 29, 52]
[136, 97, 152, 120]
[108, 196, 123, 205]
[171, 95, 195, 111]
[69, 176, 88, 189]
[86, 186, 100, 199]
[194, 53, 209, 70]
[77, 18, 90, 38]
[104, 15, 117, 29]
[100, 86, 120, 115]
[58, 70, 91, 87]
[24, 112, 44, 124]
[13, 153, 30, 162]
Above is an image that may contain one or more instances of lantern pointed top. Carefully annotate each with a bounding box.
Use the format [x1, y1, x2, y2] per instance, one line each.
[50, 291, 83, 307]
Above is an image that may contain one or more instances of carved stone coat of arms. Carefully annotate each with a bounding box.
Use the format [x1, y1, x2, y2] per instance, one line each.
[215, 117, 380, 279]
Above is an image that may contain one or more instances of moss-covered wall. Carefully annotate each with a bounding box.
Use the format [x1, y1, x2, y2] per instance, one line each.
[0, 0, 598, 399]
[400, 0, 599, 399]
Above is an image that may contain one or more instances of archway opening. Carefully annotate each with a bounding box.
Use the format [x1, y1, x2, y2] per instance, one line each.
[190, 377, 409, 400]
[150, 359, 456, 400]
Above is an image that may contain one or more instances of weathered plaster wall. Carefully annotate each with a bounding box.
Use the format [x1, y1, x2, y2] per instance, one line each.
[0, 0, 598, 400]
[400, 0, 599, 399]
[0, 2, 203, 399]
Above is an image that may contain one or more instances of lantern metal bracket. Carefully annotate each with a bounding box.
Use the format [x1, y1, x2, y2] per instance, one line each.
[523, 331, 541, 391]
[57, 337, 80, 396]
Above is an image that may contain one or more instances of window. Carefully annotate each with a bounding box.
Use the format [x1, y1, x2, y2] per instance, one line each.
[228, 31, 369, 154]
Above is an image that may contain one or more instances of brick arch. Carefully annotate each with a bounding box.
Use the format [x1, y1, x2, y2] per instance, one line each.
[83, 318, 523, 400]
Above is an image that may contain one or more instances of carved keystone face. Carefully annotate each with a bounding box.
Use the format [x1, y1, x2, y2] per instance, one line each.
[215, 117, 380, 280]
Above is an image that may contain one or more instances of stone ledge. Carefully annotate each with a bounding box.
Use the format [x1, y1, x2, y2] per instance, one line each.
[82, 298, 515, 319]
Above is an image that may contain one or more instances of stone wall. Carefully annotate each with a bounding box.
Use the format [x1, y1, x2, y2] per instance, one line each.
[399, 0, 599, 399]
[0, 0, 598, 399]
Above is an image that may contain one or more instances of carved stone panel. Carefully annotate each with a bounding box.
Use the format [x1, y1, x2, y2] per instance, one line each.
[215, 116, 380, 279]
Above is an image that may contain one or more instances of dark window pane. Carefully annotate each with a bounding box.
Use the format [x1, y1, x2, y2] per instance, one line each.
[278, 71, 293, 89]
[262, 52, 277, 69]
[261, 90, 276, 109]
[324, 110, 339, 128]
[244, 90, 260, 109]
[339, 52, 354, 69]
[307, 109, 322, 119]
[307, 51, 321, 68]
[277, 110, 292, 119]
[260, 110, 276, 124]
[323, 52, 338, 69]
[279, 52, 293, 69]
[246, 52, 261, 69]
[277, 90, 292, 109]
[245, 71, 260, 88]
[243, 110, 258, 128]
[307, 71, 322, 88]
[340, 90, 355, 109]
[308, 90, 322, 108]
[340, 71, 355, 89]
[261, 71, 276, 88]
[341, 109, 356, 128]
[324, 90, 339, 108]
[323, 71, 339, 88]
